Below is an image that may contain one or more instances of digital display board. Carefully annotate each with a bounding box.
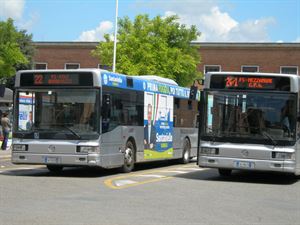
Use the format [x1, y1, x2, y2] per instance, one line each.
[210, 74, 290, 91]
[20, 72, 93, 86]
[33, 74, 79, 85]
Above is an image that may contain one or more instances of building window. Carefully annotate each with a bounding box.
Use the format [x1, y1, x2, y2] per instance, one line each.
[241, 65, 259, 72]
[280, 66, 298, 75]
[204, 65, 221, 74]
[34, 63, 47, 70]
[65, 63, 80, 69]
[98, 64, 112, 70]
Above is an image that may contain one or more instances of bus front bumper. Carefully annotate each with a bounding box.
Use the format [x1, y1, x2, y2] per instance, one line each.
[198, 156, 296, 174]
[11, 152, 101, 167]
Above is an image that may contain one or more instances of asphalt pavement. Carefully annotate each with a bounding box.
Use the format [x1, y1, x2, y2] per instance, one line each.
[0, 139, 12, 160]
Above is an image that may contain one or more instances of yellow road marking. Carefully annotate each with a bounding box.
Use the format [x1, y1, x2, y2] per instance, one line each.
[103, 164, 201, 189]
[0, 158, 11, 162]
[104, 176, 172, 190]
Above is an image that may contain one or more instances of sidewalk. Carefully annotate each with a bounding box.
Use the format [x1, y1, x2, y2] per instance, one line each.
[0, 139, 12, 159]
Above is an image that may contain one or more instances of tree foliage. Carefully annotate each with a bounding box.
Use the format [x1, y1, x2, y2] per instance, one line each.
[0, 18, 34, 83]
[92, 14, 201, 86]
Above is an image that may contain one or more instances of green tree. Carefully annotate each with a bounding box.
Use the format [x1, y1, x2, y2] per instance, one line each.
[0, 18, 33, 84]
[92, 14, 201, 86]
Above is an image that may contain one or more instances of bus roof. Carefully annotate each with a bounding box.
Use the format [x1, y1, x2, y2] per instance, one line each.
[205, 71, 299, 78]
[15, 69, 199, 100]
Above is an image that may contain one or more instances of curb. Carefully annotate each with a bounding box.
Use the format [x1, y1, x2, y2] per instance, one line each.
[0, 155, 11, 160]
[0, 150, 11, 160]
[0, 156, 11, 160]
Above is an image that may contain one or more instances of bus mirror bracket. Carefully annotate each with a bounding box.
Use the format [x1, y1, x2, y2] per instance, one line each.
[189, 85, 198, 100]
[102, 94, 111, 116]
[104, 94, 111, 106]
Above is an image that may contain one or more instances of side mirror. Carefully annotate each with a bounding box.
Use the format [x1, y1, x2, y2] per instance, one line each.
[0, 85, 5, 97]
[103, 94, 111, 106]
[189, 86, 198, 100]
[102, 94, 111, 117]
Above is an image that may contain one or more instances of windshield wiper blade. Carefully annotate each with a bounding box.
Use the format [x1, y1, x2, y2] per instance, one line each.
[53, 124, 81, 139]
[63, 125, 81, 139]
[262, 131, 277, 146]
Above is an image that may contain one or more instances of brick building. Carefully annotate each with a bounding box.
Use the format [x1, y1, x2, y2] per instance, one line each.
[33, 42, 300, 75]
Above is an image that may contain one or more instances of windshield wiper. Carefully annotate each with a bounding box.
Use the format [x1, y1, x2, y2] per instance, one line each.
[62, 125, 81, 139]
[52, 124, 81, 139]
[262, 131, 277, 147]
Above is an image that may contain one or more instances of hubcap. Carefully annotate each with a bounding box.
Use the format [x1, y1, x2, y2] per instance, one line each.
[184, 149, 189, 160]
[124, 147, 133, 165]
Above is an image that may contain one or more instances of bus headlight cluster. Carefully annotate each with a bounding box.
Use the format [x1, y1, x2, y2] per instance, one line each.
[77, 146, 100, 154]
[272, 152, 295, 160]
[13, 144, 28, 151]
[201, 147, 219, 155]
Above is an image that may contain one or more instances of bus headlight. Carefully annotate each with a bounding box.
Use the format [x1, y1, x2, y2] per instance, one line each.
[77, 146, 100, 154]
[201, 147, 219, 155]
[13, 144, 28, 151]
[272, 152, 295, 160]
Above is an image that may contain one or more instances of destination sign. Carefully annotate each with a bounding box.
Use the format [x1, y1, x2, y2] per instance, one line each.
[210, 74, 290, 91]
[20, 72, 93, 86]
[225, 76, 274, 89]
[34, 74, 79, 85]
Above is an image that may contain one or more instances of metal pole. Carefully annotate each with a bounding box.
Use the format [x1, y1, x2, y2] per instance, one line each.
[112, 0, 118, 72]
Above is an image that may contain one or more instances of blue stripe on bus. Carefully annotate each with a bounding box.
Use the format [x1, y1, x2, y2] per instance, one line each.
[101, 72, 199, 99]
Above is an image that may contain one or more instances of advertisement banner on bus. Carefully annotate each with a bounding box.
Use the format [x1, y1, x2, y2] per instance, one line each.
[144, 92, 174, 159]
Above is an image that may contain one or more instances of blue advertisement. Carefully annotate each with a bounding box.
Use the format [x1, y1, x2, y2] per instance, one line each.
[144, 92, 174, 159]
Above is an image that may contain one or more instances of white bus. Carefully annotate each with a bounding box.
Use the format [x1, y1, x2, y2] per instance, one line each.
[12, 69, 199, 172]
[198, 72, 300, 176]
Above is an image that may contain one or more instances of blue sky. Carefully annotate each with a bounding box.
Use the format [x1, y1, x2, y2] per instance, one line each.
[0, 0, 299, 42]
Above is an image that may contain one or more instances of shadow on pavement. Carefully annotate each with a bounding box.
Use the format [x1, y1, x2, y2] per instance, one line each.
[1, 159, 193, 178]
[174, 168, 299, 185]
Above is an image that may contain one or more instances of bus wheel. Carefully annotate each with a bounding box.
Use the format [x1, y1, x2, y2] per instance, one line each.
[47, 165, 63, 173]
[181, 138, 191, 164]
[121, 141, 135, 173]
[218, 169, 232, 176]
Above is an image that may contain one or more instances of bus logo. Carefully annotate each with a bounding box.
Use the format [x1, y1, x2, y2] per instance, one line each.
[241, 150, 249, 157]
[48, 145, 56, 153]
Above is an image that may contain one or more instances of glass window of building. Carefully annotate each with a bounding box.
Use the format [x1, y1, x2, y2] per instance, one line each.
[241, 65, 259, 72]
[280, 66, 298, 75]
[34, 63, 47, 70]
[204, 65, 221, 74]
[65, 63, 80, 69]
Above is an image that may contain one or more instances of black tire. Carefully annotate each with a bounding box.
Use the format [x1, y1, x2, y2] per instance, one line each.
[47, 165, 63, 173]
[218, 169, 232, 176]
[181, 138, 191, 164]
[121, 140, 135, 173]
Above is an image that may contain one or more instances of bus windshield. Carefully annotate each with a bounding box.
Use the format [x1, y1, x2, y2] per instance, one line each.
[203, 91, 297, 145]
[15, 89, 99, 140]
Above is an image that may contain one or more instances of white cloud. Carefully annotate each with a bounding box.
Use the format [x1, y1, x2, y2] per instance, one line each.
[0, 0, 25, 20]
[18, 12, 39, 31]
[199, 6, 238, 38]
[295, 37, 300, 42]
[225, 17, 276, 42]
[77, 21, 113, 41]
[141, 0, 276, 42]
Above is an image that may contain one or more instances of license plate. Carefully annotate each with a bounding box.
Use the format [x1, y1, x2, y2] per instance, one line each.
[234, 161, 255, 169]
[45, 156, 59, 164]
